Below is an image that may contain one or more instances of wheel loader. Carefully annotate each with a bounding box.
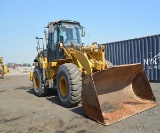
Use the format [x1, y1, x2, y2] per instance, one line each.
[0, 57, 4, 79]
[0, 57, 9, 79]
[30, 20, 157, 125]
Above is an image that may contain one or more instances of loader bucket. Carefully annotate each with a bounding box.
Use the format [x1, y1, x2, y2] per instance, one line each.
[82, 64, 157, 125]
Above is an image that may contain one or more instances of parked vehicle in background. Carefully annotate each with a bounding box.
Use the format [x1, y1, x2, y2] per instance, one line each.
[0, 57, 10, 79]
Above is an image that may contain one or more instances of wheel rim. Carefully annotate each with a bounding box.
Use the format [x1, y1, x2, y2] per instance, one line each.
[33, 74, 39, 90]
[59, 76, 68, 97]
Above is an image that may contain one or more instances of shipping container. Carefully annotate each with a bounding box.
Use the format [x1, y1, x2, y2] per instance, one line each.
[104, 34, 160, 82]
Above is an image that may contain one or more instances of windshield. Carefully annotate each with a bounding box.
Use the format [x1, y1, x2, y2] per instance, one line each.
[61, 23, 82, 48]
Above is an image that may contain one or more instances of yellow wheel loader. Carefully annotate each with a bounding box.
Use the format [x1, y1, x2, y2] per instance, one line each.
[4, 66, 10, 74]
[0, 57, 10, 79]
[30, 20, 157, 125]
[0, 57, 4, 79]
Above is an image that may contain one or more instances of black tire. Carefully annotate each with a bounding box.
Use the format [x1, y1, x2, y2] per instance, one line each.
[0, 69, 4, 79]
[32, 67, 48, 97]
[57, 63, 82, 108]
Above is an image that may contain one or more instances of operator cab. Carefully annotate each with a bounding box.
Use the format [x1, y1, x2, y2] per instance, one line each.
[45, 20, 85, 62]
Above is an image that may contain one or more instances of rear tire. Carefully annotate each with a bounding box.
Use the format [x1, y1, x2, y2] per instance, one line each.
[32, 67, 48, 97]
[57, 63, 82, 108]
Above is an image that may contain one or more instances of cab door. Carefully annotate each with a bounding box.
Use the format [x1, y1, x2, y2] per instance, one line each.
[48, 24, 58, 62]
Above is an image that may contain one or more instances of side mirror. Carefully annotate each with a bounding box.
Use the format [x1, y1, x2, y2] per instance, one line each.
[44, 30, 48, 44]
[81, 27, 85, 37]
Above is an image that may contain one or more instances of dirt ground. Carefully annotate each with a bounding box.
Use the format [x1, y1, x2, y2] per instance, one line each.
[0, 73, 160, 133]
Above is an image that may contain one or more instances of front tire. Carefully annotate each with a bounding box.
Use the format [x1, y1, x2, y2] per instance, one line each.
[33, 67, 48, 97]
[57, 63, 82, 108]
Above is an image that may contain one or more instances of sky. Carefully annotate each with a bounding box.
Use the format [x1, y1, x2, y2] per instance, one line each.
[0, 0, 160, 65]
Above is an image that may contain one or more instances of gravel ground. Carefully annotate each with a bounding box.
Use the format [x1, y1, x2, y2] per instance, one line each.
[0, 73, 160, 133]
